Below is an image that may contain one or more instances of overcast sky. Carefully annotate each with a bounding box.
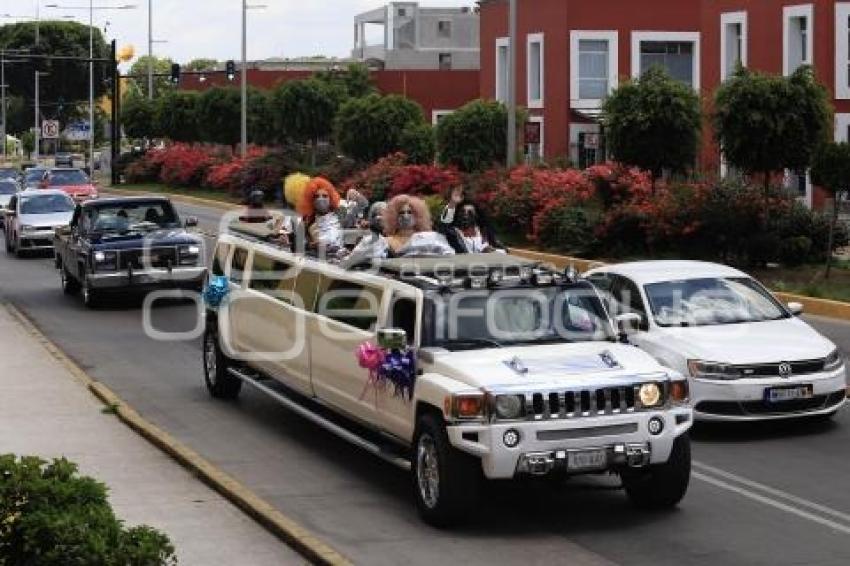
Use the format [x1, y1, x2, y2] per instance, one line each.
[7, 1, 477, 68]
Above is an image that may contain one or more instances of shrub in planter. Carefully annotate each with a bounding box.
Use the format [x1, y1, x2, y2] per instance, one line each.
[159, 144, 220, 187]
[340, 152, 409, 202]
[124, 157, 161, 184]
[313, 154, 361, 186]
[779, 236, 813, 267]
[236, 151, 302, 200]
[398, 123, 436, 165]
[534, 205, 601, 255]
[386, 164, 461, 200]
[0, 454, 176, 565]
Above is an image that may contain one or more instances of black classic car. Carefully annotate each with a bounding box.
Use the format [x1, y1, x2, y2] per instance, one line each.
[54, 196, 205, 307]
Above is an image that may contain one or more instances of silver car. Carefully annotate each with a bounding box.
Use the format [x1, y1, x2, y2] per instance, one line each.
[3, 189, 75, 257]
[0, 179, 20, 229]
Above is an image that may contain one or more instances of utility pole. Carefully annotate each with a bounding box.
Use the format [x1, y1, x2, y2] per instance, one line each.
[34, 71, 40, 162]
[89, 0, 95, 176]
[148, 0, 153, 99]
[506, 0, 517, 167]
[1, 53, 6, 160]
[241, 0, 247, 158]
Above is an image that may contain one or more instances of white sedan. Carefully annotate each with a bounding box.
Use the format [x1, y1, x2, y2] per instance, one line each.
[584, 261, 847, 421]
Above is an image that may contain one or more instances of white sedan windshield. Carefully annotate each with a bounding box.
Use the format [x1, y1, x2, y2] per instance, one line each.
[644, 277, 787, 327]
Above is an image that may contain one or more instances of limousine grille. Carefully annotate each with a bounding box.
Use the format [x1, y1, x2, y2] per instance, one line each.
[500, 384, 663, 422]
[118, 247, 178, 270]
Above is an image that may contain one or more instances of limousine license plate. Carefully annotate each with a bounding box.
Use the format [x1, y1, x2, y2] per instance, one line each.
[765, 384, 814, 404]
[567, 448, 607, 471]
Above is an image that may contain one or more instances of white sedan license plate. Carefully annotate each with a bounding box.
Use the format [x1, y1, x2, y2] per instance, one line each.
[766, 385, 813, 404]
[567, 449, 607, 471]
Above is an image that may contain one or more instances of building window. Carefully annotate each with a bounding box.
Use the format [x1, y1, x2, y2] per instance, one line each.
[783, 4, 813, 76]
[439, 53, 452, 70]
[631, 32, 700, 90]
[836, 4, 850, 99]
[432, 109, 454, 126]
[527, 33, 544, 108]
[398, 8, 406, 17]
[524, 116, 544, 163]
[495, 37, 510, 103]
[720, 11, 747, 81]
[570, 31, 618, 109]
[438, 20, 451, 38]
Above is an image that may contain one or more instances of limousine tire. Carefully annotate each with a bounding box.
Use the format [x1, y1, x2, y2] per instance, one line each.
[203, 326, 242, 399]
[412, 412, 481, 527]
[622, 432, 691, 510]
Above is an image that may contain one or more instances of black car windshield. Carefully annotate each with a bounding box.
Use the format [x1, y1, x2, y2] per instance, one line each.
[49, 169, 88, 186]
[644, 277, 788, 327]
[20, 194, 75, 214]
[89, 202, 180, 233]
[24, 170, 45, 182]
[0, 181, 17, 195]
[429, 284, 614, 350]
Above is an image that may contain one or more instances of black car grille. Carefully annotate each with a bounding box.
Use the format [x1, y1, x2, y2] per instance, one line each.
[117, 247, 177, 270]
[735, 359, 826, 378]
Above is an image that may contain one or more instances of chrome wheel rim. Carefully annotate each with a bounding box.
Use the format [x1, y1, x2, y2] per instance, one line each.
[204, 333, 218, 383]
[417, 434, 440, 509]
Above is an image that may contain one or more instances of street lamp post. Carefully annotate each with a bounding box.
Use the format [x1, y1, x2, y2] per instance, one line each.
[241, 1, 266, 158]
[148, 0, 152, 99]
[506, 0, 517, 168]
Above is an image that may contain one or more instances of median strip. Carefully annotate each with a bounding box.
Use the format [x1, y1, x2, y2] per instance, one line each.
[4, 302, 352, 566]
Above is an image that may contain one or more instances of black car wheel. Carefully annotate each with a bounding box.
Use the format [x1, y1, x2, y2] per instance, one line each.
[203, 325, 242, 399]
[60, 266, 80, 295]
[81, 277, 100, 308]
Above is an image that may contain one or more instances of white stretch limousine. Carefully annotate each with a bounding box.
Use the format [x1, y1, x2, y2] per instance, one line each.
[203, 224, 694, 525]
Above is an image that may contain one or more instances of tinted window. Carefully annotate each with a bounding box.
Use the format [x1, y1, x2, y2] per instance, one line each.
[48, 169, 88, 186]
[317, 278, 382, 331]
[390, 295, 417, 342]
[249, 253, 297, 299]
[0, 181, 17, 195]
[0, 168, 17, 179]
[20, 194, 75, 214]
[90, 202, 179, 232]
[230, 247, 249, 285]
[25, 170, 45, 182]
[212, 243, 231, 276]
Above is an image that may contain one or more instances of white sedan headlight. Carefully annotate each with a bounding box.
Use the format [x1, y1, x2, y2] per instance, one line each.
[687, 360, 743, 381]
[824, 348, 845, 372]
[20, 224, 35, 232]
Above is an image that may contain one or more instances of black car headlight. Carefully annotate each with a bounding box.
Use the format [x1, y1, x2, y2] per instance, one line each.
[93, 250, 117, 271]
[824, 348, 845, 372]
[178, 244, 201, 266]
[494, 394, 524, 420]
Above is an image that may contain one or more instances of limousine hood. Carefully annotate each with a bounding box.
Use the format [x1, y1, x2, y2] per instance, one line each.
[427, 342, 674, 391]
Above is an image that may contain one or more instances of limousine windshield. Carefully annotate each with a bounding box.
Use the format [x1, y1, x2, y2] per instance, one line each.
[427, 283, 615, 350]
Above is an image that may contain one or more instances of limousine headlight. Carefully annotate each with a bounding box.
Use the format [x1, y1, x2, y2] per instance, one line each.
[93, 250, 117, 271]
[824, 348, 844, 372]
[638, 383, 663, 408]
[178, 244, 201, 266]
[687, 359, 742, 381]
[494, 394, 524, 420]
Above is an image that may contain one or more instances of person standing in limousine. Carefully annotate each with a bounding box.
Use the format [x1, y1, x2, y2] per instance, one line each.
[298, 177, 344, 254]
[383, 195, 454, 258]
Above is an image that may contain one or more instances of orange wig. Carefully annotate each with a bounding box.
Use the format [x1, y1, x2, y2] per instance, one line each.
[384, 194, 432, 235]
[298, 177, 341, 217]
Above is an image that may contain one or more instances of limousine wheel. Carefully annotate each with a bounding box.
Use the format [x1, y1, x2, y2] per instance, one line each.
[203, 326, 242, 399]
[412, 412, 480, 527]
[622, 433, 691, 510]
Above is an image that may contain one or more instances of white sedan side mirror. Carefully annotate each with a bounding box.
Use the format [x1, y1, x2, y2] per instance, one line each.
[787, 302, 804, 316]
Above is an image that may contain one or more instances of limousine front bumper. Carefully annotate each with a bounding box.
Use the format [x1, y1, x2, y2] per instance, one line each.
[446, 408, 692, 480]
[88, 266, 207, 290]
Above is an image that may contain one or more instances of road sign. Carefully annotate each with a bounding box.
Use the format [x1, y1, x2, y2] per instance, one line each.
[42, 120, 60, 139]
[64, 121, 90, 141]
[524, 121, 541, 145]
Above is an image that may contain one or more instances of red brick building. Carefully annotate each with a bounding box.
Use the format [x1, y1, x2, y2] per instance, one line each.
[480, 0, 850, 208]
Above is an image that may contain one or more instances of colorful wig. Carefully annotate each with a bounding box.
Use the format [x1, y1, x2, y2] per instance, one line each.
[384, 194, 432, 235]
[298, 177, 341, 218]
[284, 173, 311, 209]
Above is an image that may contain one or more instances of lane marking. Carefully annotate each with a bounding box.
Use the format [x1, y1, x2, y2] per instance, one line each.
[693, 471, 850, 536]
[694, 460, 850, 524]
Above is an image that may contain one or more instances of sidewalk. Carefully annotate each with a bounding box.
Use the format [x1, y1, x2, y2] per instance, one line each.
[0, 306, 303, 566]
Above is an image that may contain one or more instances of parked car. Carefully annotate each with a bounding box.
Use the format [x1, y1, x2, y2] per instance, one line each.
[22, 167, 48, 190]
[203, 227, 693, 525]
[55, 196, 204, 307]
[0, 178, 21, 229]
[42, 168, 98, 202]
[3, 189, 75, 257]
[584, 261, 847, 421]
[54, 152, 74, 167]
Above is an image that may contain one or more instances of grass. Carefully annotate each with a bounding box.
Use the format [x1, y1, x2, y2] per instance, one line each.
[751, 261, 850, 303]
[106, 183, 241, 205]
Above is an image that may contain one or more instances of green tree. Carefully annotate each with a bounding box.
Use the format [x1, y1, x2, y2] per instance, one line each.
[315, 63, 375, 99]
[196, 87, 241, 146]
[335, 93, 425, 163]
[153, 90, 199, 142]
[602, 67, 702, 186]
[185, 58, 219, 72]
[21, 131, 35, 159]
[246, 87, 276, 145]
[399, 123, 436, 164]
[128, 55, 174, 99]
[436, 99, 523, 172]
[810, 142, 850, 278]
[714, 66, 831, 201]
[3, 95, 30, 135]
[121, 94, 156, 140]
[271, 78, 338, 163]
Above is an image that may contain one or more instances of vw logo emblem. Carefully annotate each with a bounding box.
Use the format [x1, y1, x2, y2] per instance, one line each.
[778, 362, 793, 378]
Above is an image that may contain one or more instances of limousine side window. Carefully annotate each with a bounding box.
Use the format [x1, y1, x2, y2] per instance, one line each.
[318, 278, 383, 332]
[292, 268, 321, 311]
[249, 253, 298, 299]
[212, 243, 231, 276]
[230, 247, 249, 285]
[389, 295, 416, 344]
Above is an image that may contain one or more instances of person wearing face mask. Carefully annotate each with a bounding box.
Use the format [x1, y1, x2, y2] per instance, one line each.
[438, 186, 504, 254]
[384, 195, 454, 258]
[342, 201, 390, 268]
[298, 177, 344, 254]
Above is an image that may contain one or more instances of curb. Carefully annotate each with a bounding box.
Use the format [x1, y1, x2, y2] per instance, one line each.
[4, 302, 352, 566]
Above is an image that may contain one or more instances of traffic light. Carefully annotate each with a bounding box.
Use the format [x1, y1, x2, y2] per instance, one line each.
[225, 60, 236, 81]
[170, 63, 181, 84]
